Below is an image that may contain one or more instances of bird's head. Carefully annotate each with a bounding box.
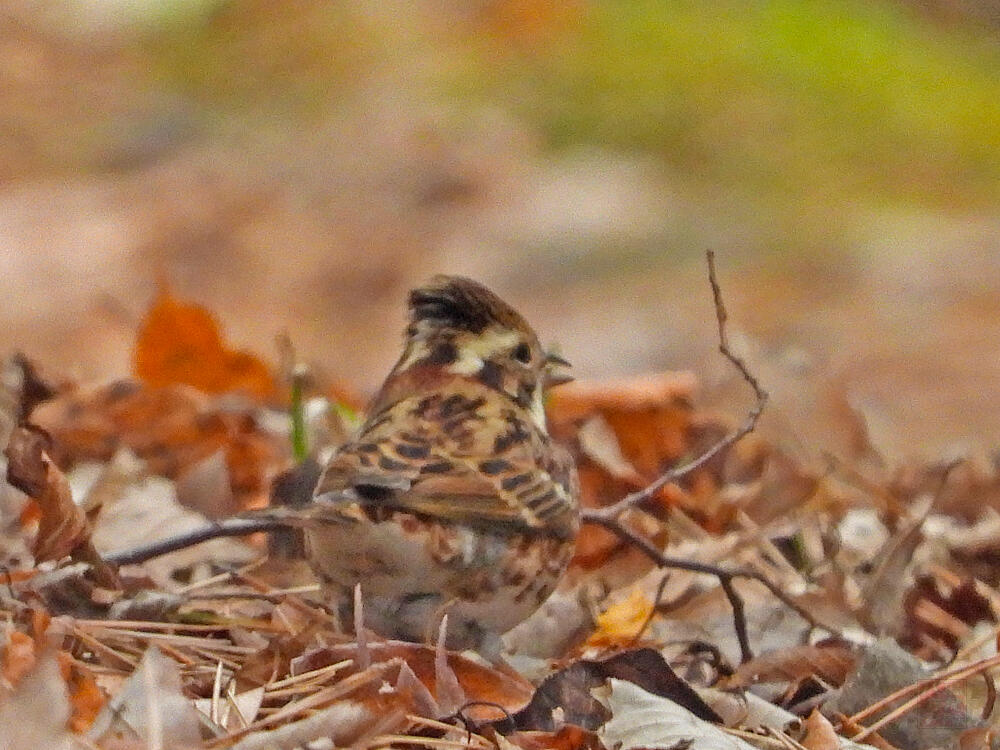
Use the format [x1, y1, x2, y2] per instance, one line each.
[391, 275, 570, 430]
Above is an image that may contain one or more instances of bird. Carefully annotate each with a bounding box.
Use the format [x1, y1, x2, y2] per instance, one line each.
[300, 275, 578, 655]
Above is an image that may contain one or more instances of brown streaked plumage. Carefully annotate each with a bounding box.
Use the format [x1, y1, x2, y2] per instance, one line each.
[303, 275, 578, 654]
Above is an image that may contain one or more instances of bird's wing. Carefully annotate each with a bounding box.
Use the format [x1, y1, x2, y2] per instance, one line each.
[310, 396, 576, 536]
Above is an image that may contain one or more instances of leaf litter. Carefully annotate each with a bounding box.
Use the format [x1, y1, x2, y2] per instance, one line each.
[3, 274, 1000, 750]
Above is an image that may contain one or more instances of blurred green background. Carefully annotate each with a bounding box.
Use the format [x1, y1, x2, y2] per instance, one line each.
[2, 0, 999, 461]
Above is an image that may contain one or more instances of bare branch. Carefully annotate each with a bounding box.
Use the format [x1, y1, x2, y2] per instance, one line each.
[103, 517, 291, 567]
[583, 250, 767, 524]
[586, 510, 839, 662]
[578, 252, 827, 662]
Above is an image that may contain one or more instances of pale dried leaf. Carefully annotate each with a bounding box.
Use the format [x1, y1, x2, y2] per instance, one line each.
[836, 509, 890, 569]
[503, 587, 594, 661]
[860, 496, 931, 636]
[434, 616, 467, 716]
[395, 660, 440, 718]
[195, 687, 265, 732]
[800, 710, 881, 750]
[595, 678, 756, 750]
[577, 415, 643, 484]
[0, 651, 75, 750]
[88, 473, 256, 586]
[696, 687, 796, 732]
[175, 449, 234, 519]
[87, 646, 202, 749]
[78, 448, 145, 516]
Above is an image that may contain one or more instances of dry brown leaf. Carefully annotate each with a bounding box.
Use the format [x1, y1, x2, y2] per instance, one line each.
[134, 286, 277, 402]
[725, 643, 858, 690]
[548, 374, 705, 571]
[5, 425, 89, 562]
[508, 726, 605, 750]
[514, 648, 717, 732]
[31, 381, 287, 514]
[901, 573, 993, 656]
[291, 641, 535, 721]
[549, 372, 697, 481]
[800, 709, 841, 750]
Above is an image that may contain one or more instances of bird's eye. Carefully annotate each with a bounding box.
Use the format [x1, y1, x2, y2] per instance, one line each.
[512, 343, 532, 363]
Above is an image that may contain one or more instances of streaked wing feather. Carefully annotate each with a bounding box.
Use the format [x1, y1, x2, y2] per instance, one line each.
[312, 391, 576, 535]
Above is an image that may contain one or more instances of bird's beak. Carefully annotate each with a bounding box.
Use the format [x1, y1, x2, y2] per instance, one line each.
[544, 352, 573, 387]
[545, 352, 571, 368]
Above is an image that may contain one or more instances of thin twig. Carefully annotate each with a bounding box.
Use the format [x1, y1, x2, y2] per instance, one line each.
[847, 651, 1000, 743]
[584, 250, 767, 524]
[580, 252, 834, 662]
[585, 512, 835, 662]
[103, 517, 292, 566]
[631, 571, 670, 644]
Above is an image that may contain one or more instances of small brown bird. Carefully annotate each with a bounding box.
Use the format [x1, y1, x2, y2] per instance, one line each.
[303, 275, 578, 654]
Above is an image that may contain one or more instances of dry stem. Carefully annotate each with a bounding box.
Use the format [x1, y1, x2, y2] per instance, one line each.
[580, 252, 838, 662]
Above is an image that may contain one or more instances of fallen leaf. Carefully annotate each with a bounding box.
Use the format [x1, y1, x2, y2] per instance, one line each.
[503, 588, 594, 659]
[587, 589, 654, 648]
[1, 630, 36, 686]
[549, 372, 697, 481]
[134, 286, 277, 401]
[227, 699, 401, 750]
[725, 642, 858, 690]
[514, 648, 717, 732]
[5, 425, 89, 563]
[510, 725, 605, 750]
[88, 473, 257, 587]
[596, 678, 756, 750]
[290, 641, 535, 721]
[548, 374, 701, 571]
[56, 650, 106, 733]
[696, 686, 796, 732]
[0, 650, 74, 750]
[31, 381, 287, 514]
[87, 646, 203, 748]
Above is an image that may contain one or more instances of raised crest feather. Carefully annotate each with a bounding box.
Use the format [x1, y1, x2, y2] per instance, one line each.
[408, 275, 528, 334]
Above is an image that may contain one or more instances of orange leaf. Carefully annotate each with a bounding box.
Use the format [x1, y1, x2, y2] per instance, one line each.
[548, 372, 698, 478]
[57, 651, 106, 732]
[32, 381, 288, 514]
[293, 642, 535, 720]
[1, 630, 36, 687]
[549, 372, 732, 534]
[134, 286, 276, 401]
[587, 589, 654, 648]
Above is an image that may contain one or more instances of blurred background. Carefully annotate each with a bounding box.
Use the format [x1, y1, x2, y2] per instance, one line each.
[1, 0, 998, 464]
